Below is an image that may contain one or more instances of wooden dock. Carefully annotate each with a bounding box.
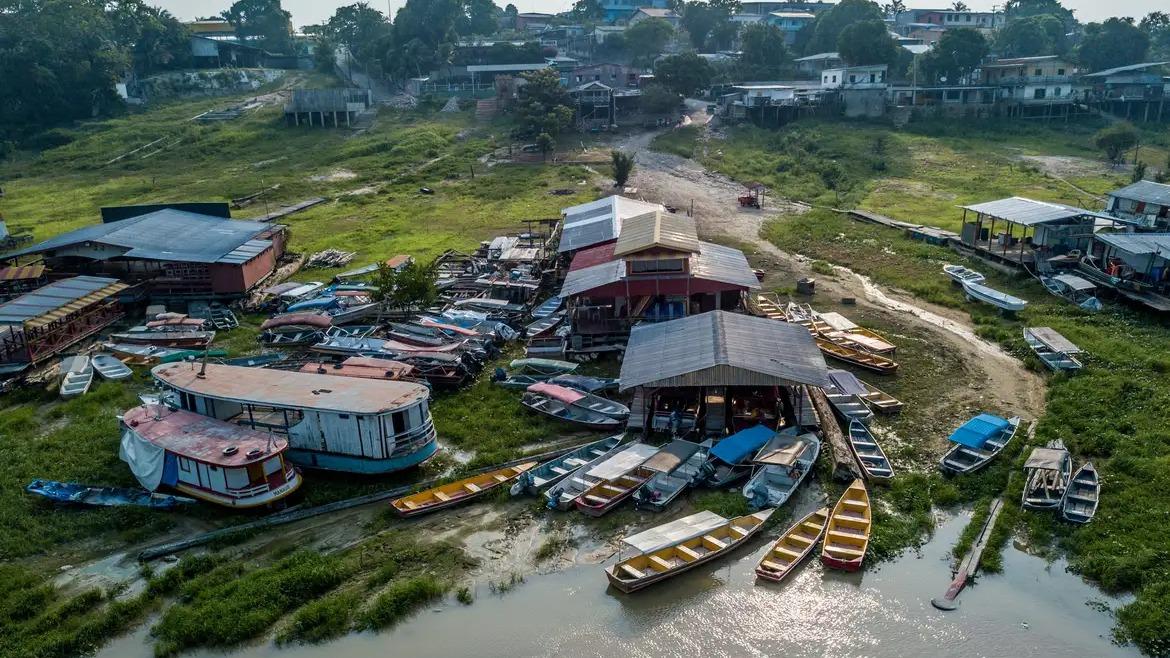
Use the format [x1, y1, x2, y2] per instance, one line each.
[808, 386, 861, 482]
[931, 497, 1005, 611]
[254, 196, 327, 222]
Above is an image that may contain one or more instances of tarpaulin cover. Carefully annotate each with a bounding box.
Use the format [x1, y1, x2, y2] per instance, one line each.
[622, 510, 727, 554]
[641, 440, 702, 473]
[526, 383, 585, 405]
[587, 443, 659, 480]
[948, 413, 1010, 449]
[827, 370, 868, 396]
[756, 438, 812, 466]
[710, 424, 775, 465]
[119, 428, 166, 491]
[1025, 446, 1069, 471]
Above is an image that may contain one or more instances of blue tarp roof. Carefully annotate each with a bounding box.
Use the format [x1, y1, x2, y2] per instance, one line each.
[948, 413, 1010, 449]
[710, 424, 775, 465]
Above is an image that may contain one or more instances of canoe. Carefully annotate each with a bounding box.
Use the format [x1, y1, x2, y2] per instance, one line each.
[521, 389, 624, 431]
[815, 337, 899, 374]
[510, 435, 624, 496]
[848, 420, 895, 481]
[493, 374, 547, 389]
[961, 280, 1028, 313]
[390, 462, 538, 517]
[91, 353, 133, 381]
[858, 381, 903, 413]
[824, 387, 875, 426]
[742, 432, 821, 510]
[752, 293, 787, 321]
[525, 311, 565, 337]
[1039, 274, 1102, 313]
[527, 383, 628, 420]
[25, 479, 194, 510]
[940, 414, 1020, 474]
[816, 311, 897, 354]
[756, 506, 830, 582]
[943, 264, 986, 285]
[1061, 462, 1099, 524]
[632, 440, 707, 512]
[531, 296, 563, 319]
[605, 509, 774, 593]
[510, 358, 578, 376]
[576, 468, 655, 517]
[109, 330, 215, 348]
[1023, 327, 1083, 373]
[59, 356, 93, 399]
[548, 374, 619, 394]
[821, 479, 872, 572]
[1021, 440, 1071, 510]
[546, 443, 659, 511]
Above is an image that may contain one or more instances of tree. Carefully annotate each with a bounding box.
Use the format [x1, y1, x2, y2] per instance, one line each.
[639, 83, 680, 114]
[920, 28, 987, 84]
[952, 1, 969, 11]
[806, 0, 884, 55]
[1141, 12, 1170, 59]
[1132, 161, 1148, 184]
[740, 23, 790, 68]
[1005, 0, 1074, 29]
[837, 19, 899, 66]
[571, 0, 603, 21]
[625, 18, 674, 65]
[612, 151, 636, 187]
[1078, 18, 1149, 73]
[654, 52, 714, 96]
[372, 260, 439, 323]
[883, 1, 906, 18]
[221, 0, 294, 53]
[1094, 123, 1138, 166]
[516, 68, 575, 136]
[465, 0, 500, 36]
[108, 1, 192, 74]
[314, 35, 337, 72]
[995, 14, 1067, 58]
[326, 3, 391, 70]
[536, 133, 555, 161]
[678, 0, 740, 50]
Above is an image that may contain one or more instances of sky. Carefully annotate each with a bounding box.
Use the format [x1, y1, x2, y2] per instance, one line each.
[157, 0, 1165, 30]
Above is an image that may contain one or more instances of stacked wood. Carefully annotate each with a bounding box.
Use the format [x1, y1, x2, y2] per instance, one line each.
[307, 248, 357, 268]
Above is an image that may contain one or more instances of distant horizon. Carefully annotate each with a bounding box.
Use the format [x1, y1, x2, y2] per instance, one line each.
[155, 0, 1166, 30]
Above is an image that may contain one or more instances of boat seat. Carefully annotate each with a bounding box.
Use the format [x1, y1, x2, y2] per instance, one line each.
[583, 495, 609, 505]
[826, 545, 865, 557]
[649, 555, 673, 571]
[787, 533, 813, 546]
[620, 564, 646, 579]
[402, 500, 419, 509]
[801, 522, 823, 533]
[828, 529, 866, 543]
[842, 499, 868, 510]
[728, 525, 748, 539]
[600, 484, 626, 494]
[463, 482, 481, 493]
[563, 458, 586, 467]
[772, 545, 803, 559]
[677, 544, 702, 560]
[433, 491, 452, 502]
[492, 474, 511, 483]
[702, 535, 728, 550]
[760, 559, 788, 571]
[549, 466, 569, 475]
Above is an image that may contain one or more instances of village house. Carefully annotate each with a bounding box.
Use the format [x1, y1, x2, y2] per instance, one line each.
[570, 81, 618, 130]
[558, 195, 665, 257]
[628, 7, 681, 28]
[736, 0, 834, 16]
[795, 52, 844, 78]
[566, 62, 642, 89]
[1106, 180, 1170, 229]
[766, 11, 816, 45]
[980, 56, 1084, 117]
[821, 65, 888, 89]
[601, 0, 670, 23]
[284, 88, 373, 127]
[957, 197, 1123, 268]
[1082, 62, 1169, 123]
[515, 12, 554, 31]
[1083, 232, 1170, 311]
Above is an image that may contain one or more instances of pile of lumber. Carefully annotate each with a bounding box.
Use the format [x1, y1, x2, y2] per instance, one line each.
[307, 248, 357, 268]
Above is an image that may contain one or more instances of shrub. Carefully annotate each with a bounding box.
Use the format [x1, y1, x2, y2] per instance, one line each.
[359, 577, 444, 630]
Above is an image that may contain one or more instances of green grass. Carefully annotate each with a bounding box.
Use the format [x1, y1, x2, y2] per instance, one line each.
[276, 591, 361, 646]
[358, 576, 445, 630]
[649, 125, 702, 158]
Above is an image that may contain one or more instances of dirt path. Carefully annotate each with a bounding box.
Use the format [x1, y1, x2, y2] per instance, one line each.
[616, 103, 1046, 423]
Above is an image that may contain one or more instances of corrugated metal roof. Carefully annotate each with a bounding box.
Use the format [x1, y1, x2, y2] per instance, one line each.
[962, 197, 1093, 226]
[691, 242, 761, 290]
[619, 311, 830, 391]
[0, 276, 126, 327]
[1108, 180, 1170, 207]
[3, 209, 278, 264]
[218, 239, 272, 264]
[613, 211, 700, 257]
[0, 264, 45, 281]
[559, 196, 663, 254]
[559, 260, 624, 297]
[1094, 232, 1170, 255]
[1027, 327, 1081, 354]
[1083, 61, 1168, 78]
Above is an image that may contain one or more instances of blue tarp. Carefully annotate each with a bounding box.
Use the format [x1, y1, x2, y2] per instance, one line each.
[286, 297, 339, 312]
[949, 413, 1010, 449]
[710, 425, 775, 465]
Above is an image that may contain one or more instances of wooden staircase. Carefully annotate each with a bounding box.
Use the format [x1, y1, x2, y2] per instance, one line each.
[475, 99, 499, 121]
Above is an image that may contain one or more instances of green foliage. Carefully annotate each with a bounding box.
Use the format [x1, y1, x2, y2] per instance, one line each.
[678, 0, 740, 51]
[739, 23, 790, 70]
[517, 68, 575, 137]
[1095, 123, 1139, 165]
[611, 150, 636, 187]
[276, 592, 360, 645]
[372, 259, 439, 311]
[996, 14, 1068, 58]
[640, 84, 681, 116]
[1005, 0, 1075, 28]
[692, 491, 751, 518]
[1077, 18, 1150, 73]
[837, 19, 899, 67]
[806, 0, 885, 55]
[625, 18, 675, 66]
[651, 125, 701, 158]
[323, 3, 391, 71]
[220, 0, 294, 54]
[534, 534, 575, 562]
[654, 52, 715, 97]
[359, 577, 445, 630]
[921, 28, 988, 84]
[1114, 580, 1170, 657]
[455, 585, 474, 604]
[1132, 161, 1148, 184]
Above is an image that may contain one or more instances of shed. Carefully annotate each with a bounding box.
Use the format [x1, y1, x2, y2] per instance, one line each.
[621, 510, 726, 554]
[0, 276, 128, 364]
[959, 197, 1120, 266]
[613, 210, 700, 257]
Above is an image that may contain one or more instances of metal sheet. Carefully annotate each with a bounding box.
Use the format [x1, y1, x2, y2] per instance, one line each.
[817, 311, 858, 331]
[827, 370, 869, 396]
[621, 510, 727, 554]
[961, 197, 1089, 226]
[1025, 446, 1068, 471]
[559, 196, 663, 253]
[641, 440, 701, 473]
[1093, 232, 1170, 255]
[123, 404, 286, 466]
[586, 443, 658, 480]
[1053, 274, 1095, 292]
[1108, 180, 1170, 206]
[1027, 327, 1081, 354]
[0, 276, 126, 326]
[613, 210, 700, 257]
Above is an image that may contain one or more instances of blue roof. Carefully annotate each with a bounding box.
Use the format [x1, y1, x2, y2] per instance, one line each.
[710, 424, 775, 465]
[948, 413, 1010, 449]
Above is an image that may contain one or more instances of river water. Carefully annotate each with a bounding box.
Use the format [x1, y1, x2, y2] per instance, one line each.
[99, 501, 1136, 658]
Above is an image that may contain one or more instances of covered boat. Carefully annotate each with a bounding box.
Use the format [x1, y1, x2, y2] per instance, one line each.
[1023, 327, 1083, 373]
[531, 296, 563, 319]
[940, 414, 1020, 474]
[1039, 273, 1102, 312]
[825, 370, 876, 425]
[605, 510, 774, 593]
[702, 425, 776, 488]
[821, 479, 871, 572]
[25, 479, 194, 509]
[742, 430, 821, 509]
[943, 264, 986, 285]
[511, 435, 624, 496]
[1022, 440, 1071, 510]
[91, 353, 133, 380]
[151, 362, 437, 475]
[526, 383, 628, 420]
[391, 462, 538, 517]
[548, 373, 619, 393]
[510, 358, 577, 376]
[109, 330, 215, 348]
[521, 385, 624, 431]
[848, 420, 894, 481]
[1061, 462, 1099, 524]
[961, 280, 1028, 313]
[632, 440, 707, 512]
[120, 404, 301, 508]
[59, 355, 93, 399]
[547, 443, 658, 511]
[756, 506, 829, 582]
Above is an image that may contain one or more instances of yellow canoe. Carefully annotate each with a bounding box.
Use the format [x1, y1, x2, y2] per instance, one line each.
[815, 337, 899, 375]
[391, 461, 538, 517]
[820, 479, 871, 572]
[605, 509, 774, 593]
[756, 506, 829, 582]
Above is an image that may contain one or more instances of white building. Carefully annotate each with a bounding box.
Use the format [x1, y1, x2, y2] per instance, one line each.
[821, 65, 888, 89]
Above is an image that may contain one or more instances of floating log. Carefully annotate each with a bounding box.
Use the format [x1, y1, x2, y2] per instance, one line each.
[808, 386, 861, 482]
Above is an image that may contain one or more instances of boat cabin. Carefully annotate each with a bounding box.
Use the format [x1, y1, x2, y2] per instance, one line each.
[1082, 232, 1170, 311]
[151, 362, 437, 474]
[120, 404, 301, 508]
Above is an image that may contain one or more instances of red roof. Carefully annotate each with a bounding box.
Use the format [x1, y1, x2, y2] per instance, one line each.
[123, 404, 286, 466]
[569, 241, 617, 271]
[300, 358, 415, 380]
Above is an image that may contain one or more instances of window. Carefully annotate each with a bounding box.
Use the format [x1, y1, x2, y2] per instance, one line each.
[945, 89, 961, 101]
[179, 458, 191, 473]
[1034, 68, 1042, 76]
[1053, 87, 1062, 97]
[1033, 88, 1046, 99]
[832, 75, 837, 83]
[224, 467, 249, 490]
[1057, 68, 1065, 76]
[392, 411, 407, 435]
[849, 74, 857, 83]
[869, 73, 876, 83]
[630, 258, 685, 273]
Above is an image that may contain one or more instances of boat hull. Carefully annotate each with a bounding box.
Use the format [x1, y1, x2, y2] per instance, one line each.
[576, 488, 636, 517]
[755, 508, 827, 583]
[286, 438, 438, 475]
[820, 554, 863, 572]
[173, 471, 302, 509]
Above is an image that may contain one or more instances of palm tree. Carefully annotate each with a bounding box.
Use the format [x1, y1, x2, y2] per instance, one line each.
[952, 1, 970, 11]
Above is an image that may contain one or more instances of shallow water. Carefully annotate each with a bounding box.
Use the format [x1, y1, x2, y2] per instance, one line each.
[99, 501, 1136, 658]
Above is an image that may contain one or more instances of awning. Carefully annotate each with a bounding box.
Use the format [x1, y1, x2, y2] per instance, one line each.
[621, 510, 727, 554]
[641, 439, 701, 473]
[526, 383, 584, 404]
[1054, 274, 1095, 292]
[710, 424, 774, 465]
[818, 312, 858, 332]
[948, 413, 1010, 449]
[1027, 327, 1081, 354]
[755, 437, 812, 466]
[827, 370, 868, 396]
[587, 443, 658, 480]
[1025, 446, 1068, 471]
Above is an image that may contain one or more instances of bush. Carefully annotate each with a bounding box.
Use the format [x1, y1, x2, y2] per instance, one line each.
[359, 577, 445, 630]
[276, 592, 359, 645]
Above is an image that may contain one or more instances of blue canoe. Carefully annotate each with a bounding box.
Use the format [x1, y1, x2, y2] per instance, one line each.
[939, 414, 1021, 474]
[25, 480, 196, 510]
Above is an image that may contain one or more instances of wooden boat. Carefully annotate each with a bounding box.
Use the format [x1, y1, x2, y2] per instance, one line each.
[756, 506, 830, 582]
[525, 311, 565, 338]
[752, 293, 787, 321]
[961, 280, 1028, 313]
[525, 336, 567, 357]
[1021, 440, 1071, 510]
[605, 509, 774, 593]
[521, 387, 624, 431]
[858, 380, 903, 413]
[531, 295, 563, 319]
[510, 357, 577, 376]
[527, 383, 628, 420]
[1039, 274, 1102, 312]
[109, 330, 215, 348]
[943, 264, 986, 285]
[548, 374, 619, 394]
[742, 430, 821, 509]
[848, 420, 895, 481]
[816, 311, 897, 354]
[510, 435, 624, 496]
[824, 386, 875, 426]
[91, 353, 133, 381]
[1061, 462, 1099, 524]
[701, 425, 776, 488]
[25, 479, 194, 510]
[821, 479, 872, 572]
[545, 443, 658, 510]
[1023, 327, 1083, 373]
[785, 302, 834, 335]
[576, 468, 655, 517]
[59, 356, 93, 399]
[940, 414, 1020, 474]
[494, 373, 547, 389]
[391, 462, 538, 517]
[632, 440, 707, 512]
[815, 337, 898, 374]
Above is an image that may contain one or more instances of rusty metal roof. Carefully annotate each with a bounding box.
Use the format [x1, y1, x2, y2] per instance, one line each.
[0, 264, 45, 281]
[0, 276, 127, 328]
[613, 210, 700, 257]
[152, 362, 429, 414]
[123, 404, 287, 467]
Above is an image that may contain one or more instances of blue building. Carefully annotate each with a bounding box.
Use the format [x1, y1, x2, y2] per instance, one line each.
[766, 11, 816, 44]
[601, 0, 670, 23]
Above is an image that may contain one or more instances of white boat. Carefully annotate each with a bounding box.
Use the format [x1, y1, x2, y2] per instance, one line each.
[59, 356, 94, 398]
[1039, 273, 1102, 312]
[943, 264, 986, 285]
[742, 430, 820, 509]
[1022, 440, 1072, 510]
[1023, 327, 1083, 373]
[544, 443, 658, 511]
[91, 353, 133, 380]
[511, 435, 624, 496]
[824, 387, 874, 426]
[940, 414, 1020, 474]
[1061, 462, 1099, 524]
[633, 440, 707, 512]
[961, 280, 1028, 313]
